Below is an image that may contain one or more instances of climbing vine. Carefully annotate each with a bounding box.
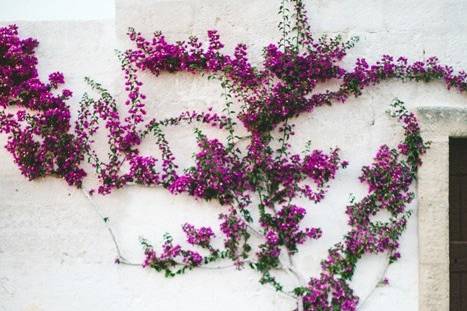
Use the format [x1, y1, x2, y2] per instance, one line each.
[1, 0, 464, 310]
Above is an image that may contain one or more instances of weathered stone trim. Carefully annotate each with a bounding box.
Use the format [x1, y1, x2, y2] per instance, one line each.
[417, 107, 467, 311]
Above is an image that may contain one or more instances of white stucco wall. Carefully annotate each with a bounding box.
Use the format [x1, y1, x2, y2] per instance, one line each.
[0, 0, 114, 21]
[1, 1, 466, 310]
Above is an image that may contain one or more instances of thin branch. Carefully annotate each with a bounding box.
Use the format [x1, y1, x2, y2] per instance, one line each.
[118, 259, 142, 267]
[231, 197, 264, 238]
[297, 296, 304, 311]
[81, 187, 128, 262]
[121, 257, 240, 270]
[285, 251, 306, 311]
[81, 187, 245, 271]
[286, 252, 306, 286]
[278, 290, 298, 300]
[246, 223, 263, 238]
[358, 257, 390, 309]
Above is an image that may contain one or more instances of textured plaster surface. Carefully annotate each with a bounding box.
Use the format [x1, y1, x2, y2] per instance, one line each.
[0, 0, 115, 21]
[0, 1, 467, 310]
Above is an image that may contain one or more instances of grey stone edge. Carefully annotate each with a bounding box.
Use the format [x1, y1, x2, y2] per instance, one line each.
[417, 106, 467, 311]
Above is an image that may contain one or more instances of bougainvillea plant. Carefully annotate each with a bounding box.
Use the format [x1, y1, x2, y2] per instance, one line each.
[2, 0, 467, 310]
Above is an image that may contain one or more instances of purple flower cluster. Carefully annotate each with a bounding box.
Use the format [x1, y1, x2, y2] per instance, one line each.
[125, 25, 350, 132]
[260, 204, 322, 258]
[305, 273, 358, 311]
[0, 0, 444, 309]
[127, 6, 467, 134]
[127, 155, 160, 185]
[345, 55, 467, 96]
[77, 65, 231, 195]
[142, 236, 205, 276]
[300, 102, 428, 310]
[169, 137, 246, 204]
[219, 209, 250, 261]
[182, 223, 215, 248]
[0, 25, 85, 186]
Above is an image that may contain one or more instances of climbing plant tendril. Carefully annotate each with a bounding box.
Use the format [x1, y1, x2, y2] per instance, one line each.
[2, 0, 466, 310]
